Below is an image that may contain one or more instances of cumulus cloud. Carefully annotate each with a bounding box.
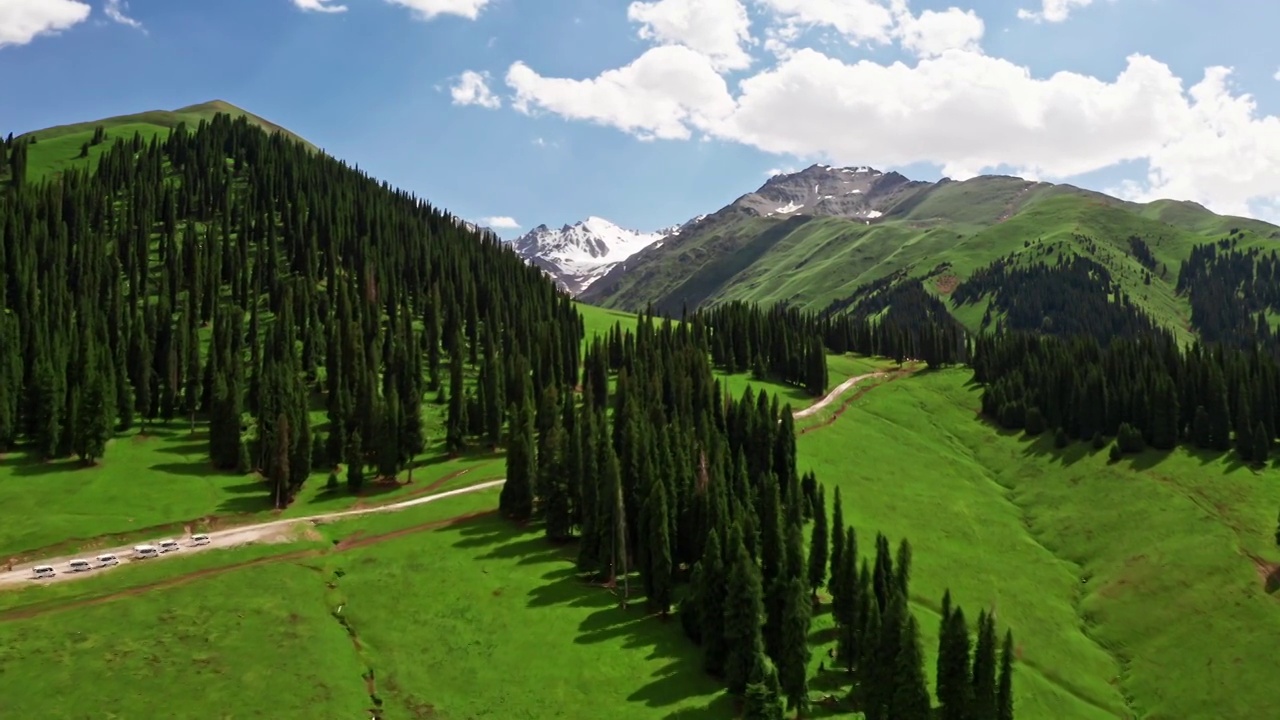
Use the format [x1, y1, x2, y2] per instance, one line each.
[1017, 0, 1095, 23]
[450, 70, 502, 109]
[293, 0, 348, 13]
[489, 0, 1280, 219]
[626, 0, 753, 72]
[385, 0, 491, 21]
[479, 216, 520, 229]
[0, 0, 90, 48]
[104, 0, 144, 31]
[507, 45, 734, 141]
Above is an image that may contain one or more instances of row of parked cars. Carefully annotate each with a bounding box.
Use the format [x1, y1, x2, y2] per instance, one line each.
[30, 534, 211, 579]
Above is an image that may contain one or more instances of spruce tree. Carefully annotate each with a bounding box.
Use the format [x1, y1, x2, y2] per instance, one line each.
[830, 486, 845, 589]
[778, 574, 812, 712]
[971, 610, 998, 719]
[891, 615, 933, 720]
[724, 534, 767, 696]
[938, 602, 973, 720]
[699, 529, 730, 676]
[807, 484, 829, 600]
[500, 400, 536, 522]
[1253, 421, 1270, 467]
[742, 654, 786, 720]
[644, 476, 673, 614]
[996, 630, 1015, 720]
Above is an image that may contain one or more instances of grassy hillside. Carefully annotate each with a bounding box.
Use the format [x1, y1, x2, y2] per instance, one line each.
[8, 100, 316, 183]
[581, 176, 1279, 344]
[795, 369, 1280, 720]
[5, 363, 1275, 718]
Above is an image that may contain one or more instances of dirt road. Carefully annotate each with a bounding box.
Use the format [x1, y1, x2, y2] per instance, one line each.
[0, 479, 506, 590]
[792, 372, 886, 420]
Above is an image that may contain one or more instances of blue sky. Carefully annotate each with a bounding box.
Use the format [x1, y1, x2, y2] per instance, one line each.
[3, 0, 1280, 237]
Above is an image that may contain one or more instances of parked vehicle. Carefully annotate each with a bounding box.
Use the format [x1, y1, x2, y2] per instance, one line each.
[68, 559, 92, 572]
[133, 545, 159, 559]
[33, 565, 55, 579]
[158, 539, 180, 553]
[191, 534, 211, 546]
[97, 554, 119, 567]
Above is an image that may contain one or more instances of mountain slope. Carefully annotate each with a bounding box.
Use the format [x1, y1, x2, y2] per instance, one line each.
[581, 164, 1280, 340]
[509, 215, 700, 294]
[5, 100, 317, 184]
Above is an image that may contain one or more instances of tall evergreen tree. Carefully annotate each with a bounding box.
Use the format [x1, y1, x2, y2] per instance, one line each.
[724, 533, 767, 696]
[807, 484, 829, 600]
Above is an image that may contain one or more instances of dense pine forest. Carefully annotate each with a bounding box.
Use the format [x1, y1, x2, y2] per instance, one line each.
[505, 312, 1014, 717]
[0, 115, 581, 507]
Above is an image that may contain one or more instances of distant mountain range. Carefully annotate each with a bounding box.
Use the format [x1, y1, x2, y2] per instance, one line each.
[562, 163, 1279, 338]
[505, 215, 704, 295]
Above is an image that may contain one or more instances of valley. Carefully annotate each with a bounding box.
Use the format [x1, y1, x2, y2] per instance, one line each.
[0, 102, 1277, 720]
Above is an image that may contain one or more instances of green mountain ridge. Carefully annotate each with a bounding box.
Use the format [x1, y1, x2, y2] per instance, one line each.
[581, 165, 1280, 341]
[4, 100, 317, 185]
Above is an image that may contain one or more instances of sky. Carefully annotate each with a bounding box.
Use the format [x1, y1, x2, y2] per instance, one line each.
[3, 0, 1280, 239]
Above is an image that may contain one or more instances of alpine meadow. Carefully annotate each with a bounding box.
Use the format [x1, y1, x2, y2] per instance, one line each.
[3, 1, 1280, 718]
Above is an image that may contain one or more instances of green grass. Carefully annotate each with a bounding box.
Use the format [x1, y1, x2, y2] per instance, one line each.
[797, 368, 1280, 720]
[0, 488, 729, 718]
[0, 417, 504, 560]
[0, 559, 371, 718]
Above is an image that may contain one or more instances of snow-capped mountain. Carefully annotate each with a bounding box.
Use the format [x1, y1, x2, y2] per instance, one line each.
[509, 215, 702, 295]
[734, 164, 929, 223]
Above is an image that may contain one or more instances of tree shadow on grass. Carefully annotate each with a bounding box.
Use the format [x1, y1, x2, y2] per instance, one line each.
[0, 454, 89, 478]
[149, 460, 217, 478]
[153, 440, 208, 457]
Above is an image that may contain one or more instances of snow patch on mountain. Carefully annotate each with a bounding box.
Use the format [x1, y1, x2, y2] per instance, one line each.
[509, 215, 703, 295]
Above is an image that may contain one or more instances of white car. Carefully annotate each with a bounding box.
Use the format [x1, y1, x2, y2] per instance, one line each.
[133, 545, 159, 559]
[97, 554, 119, 567]
[33, 565, 55, 579]
[157, 539, 180, 553]
[191, 534, 211, 546]
[68, 559, 92, 573]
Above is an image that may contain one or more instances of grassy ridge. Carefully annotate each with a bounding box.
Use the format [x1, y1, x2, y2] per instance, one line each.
[12, 100, 316, 183]
[584, 177, 1279, 344]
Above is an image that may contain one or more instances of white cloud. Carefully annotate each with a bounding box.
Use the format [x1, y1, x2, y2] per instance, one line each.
[479, 216, 520, 229]
[1274, 67, 1280, 82]
[384, 0, 491, 21]
[450, 70, 502, 109]
[764, 166, 797, 177]
[1017, 0, 1095, 23]
[104, 0, 144, 30]
[0, 0, 90, 48]
[293, 0, 348, 12]
[626, 0, 753, 72]
[493, 2, 1280, 219]
[506, 45, 734, 141]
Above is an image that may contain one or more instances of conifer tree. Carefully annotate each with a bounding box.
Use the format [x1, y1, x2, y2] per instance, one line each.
[444, 329, 468, 456]
[971, 610, 998, 719]
[1253, 421, 1269, 467]
[778, 574, 812, 712]
[724, 534, 767, 696]
[699, 529, 730, 676]
[937, 599, 973, 720]
[742, 655, 786, 720]
[500, 400, 536, 522]
[996, 630, 1015, 720]
[830, 487, 846, 589]
[807, 484, 829, 600]
[644, 476, 673, 614]
[892, 615, 933, 720]
[344, 429, 365, 492]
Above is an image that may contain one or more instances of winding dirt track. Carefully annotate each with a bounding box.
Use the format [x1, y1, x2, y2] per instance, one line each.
[792, 372, 887, 420]
[0, 479, 506, 591]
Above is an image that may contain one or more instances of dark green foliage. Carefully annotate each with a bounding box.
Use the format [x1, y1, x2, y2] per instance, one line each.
[807, 485, 829, 597]
[0, 113, 581, 508]
[742, 655, 786, 720]
[891, 615, 933, 720]
[500, 399, 536, 522]
[643, 477, 673, 614]
[971, 610, 998, 719]
[724, 534, 767, 696]
[778, 574, 812, 711]
[937, 593, 973, 720]
[997, 630, 1016, 720]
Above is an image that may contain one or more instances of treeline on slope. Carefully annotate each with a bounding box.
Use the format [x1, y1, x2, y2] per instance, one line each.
[974, 331, 1280, 465]
[0, 113, 581, 507]
[1176, 234, 1280, 354]
[499, 314, 1014, 718]
[952, 253, 1162, 343]
[694, 285, 968, 397]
